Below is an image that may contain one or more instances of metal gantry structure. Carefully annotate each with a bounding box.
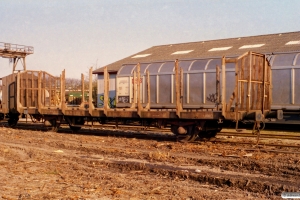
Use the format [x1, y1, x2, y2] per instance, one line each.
[0, 42, 34, 73]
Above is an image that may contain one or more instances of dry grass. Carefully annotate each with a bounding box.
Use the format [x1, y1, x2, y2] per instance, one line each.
[148, 151, 169, 161]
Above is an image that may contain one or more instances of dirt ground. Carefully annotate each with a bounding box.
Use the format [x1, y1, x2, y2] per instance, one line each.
[0, 124, 299, 200]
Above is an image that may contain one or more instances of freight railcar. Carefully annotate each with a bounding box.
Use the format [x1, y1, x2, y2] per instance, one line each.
[0, 70, 63, 128]
[90, 51, 282, 141]
[97, 52, 300, 124]
[0, 51, 282, 141]
[265, 52, 300, 122]
[0, 70, 88, 131]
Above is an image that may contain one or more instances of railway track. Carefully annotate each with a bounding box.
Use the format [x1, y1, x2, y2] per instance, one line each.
[83, 122, 300, 140]
[87, 122, 300, 142]
[2, 120, 300, 154]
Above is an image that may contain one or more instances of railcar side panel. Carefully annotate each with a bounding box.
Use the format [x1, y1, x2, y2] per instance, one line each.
[115, 58, 237, 109]
[0, 73, 17, 113]
[97, 74, 116, 108]
[269, 52, 300, 110]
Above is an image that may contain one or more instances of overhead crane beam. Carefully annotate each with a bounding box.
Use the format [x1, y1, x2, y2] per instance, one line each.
[0, 42, 34, 73]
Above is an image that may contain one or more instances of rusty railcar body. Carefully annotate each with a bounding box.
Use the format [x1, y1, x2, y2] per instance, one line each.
[0, 70, 91, 131]
[0, 70, 63, 128]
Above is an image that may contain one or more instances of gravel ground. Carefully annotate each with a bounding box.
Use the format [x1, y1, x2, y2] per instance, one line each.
[0, 125, 299, 199]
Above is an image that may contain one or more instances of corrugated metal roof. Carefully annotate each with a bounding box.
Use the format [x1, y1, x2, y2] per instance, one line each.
[93, 31, 300, 74]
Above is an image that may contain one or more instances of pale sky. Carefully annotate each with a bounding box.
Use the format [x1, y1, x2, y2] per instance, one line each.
[1, 0, 299, 78]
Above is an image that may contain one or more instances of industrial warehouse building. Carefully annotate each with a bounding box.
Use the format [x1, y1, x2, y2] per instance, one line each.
[93, 31, 300, 113]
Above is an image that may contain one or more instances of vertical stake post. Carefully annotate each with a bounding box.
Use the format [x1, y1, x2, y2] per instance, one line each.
[81, 73, 85, 103]
[216, 65, 220, 110]
[137, 63, 142, 116]
[88, 67, 95, 116]
[61, 70, 66, 114]
[145, 70, 150, 110]
[175, 59, 182, 117]
[104, 67, 109, 115]
[131, 70, 137, 109]
[221, 56, 226, 117]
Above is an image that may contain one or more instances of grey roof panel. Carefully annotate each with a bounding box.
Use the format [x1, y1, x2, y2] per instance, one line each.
[93, 31, 300, 74]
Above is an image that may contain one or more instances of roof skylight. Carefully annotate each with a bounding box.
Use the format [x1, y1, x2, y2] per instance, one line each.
[208, 46, 232, 51]
[285, 41, 300, 45]
[239, 44, 265, 49]
[131, 54, 151, 58]
[172, 50, 194, 55]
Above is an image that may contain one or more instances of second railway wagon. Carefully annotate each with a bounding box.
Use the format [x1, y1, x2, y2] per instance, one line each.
[96, 52, 300, 124]
[90, 51, 282, 141]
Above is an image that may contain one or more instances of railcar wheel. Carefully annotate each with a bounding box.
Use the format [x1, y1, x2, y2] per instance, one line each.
[187, 130, 199, 142]
[200, 131, 218, 138]
[176, 134, 193, 142]
[8, 116, 19, 128]
[49, 119, 60, 132]
[171, 125, 198, 142]
[68, 117, 84, 132]
[69, 125, 82, 132]
[50, 125, 59, 132]
[198, 120, 220, 139]
[98, 118, 106, 124]
[170, 125, 178, 135]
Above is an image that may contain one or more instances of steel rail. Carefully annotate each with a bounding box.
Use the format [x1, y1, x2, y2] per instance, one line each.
[207, 140, 300, 153]
[4, 120, 300, 140]
[218, 132, 300, 140]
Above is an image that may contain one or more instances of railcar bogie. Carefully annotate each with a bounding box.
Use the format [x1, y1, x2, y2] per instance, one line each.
[64, 116, 85, 132]
[43, 115, 63, 132]
[7, 113, 19, 127]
